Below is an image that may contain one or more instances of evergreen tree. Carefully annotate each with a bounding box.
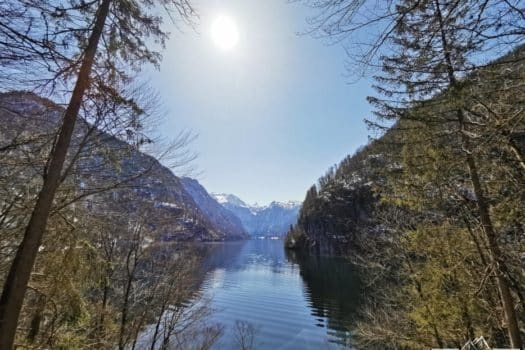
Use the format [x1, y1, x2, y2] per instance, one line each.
[300, 0, 525, 347]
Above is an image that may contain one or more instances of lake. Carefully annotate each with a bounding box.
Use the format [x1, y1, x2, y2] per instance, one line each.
[200, 239, 361, 350]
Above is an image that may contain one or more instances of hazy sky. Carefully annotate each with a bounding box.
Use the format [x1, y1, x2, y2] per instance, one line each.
[150, 0, 374, 205]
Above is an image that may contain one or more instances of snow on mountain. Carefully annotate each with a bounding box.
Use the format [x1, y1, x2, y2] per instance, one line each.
[180, 179, 248, 240]
[211, 194, 302, 237]
[211, 193, 248, 207]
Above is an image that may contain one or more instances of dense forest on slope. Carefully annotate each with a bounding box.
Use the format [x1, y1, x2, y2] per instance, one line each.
[285, 137, 394, 255]
[287, 43, 525, 348]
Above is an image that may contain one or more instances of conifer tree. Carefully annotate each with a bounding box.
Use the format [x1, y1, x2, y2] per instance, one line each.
[301, 0, 525, 347]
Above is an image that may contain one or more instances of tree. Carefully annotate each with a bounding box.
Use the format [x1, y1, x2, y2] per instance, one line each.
[0, 1, 196, 347]
[301, 0, 525, 347]
[369, 2, 521, 346]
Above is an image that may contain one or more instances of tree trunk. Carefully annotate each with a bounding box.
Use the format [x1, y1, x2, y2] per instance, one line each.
[119, 247, 138, 350]
[118, 277, 133, 350]
[508, 136, 525, 174]
[465, 153, 522, 349]
[0, 1, 111, 348]
[433, 1, 522, 346]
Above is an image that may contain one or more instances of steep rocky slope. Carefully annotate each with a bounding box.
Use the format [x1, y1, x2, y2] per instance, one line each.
[0, 91, 241, 241]
[180, 178, 248, 240]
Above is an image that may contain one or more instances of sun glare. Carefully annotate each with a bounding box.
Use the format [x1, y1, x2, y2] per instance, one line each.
[211, 15, 239, 50]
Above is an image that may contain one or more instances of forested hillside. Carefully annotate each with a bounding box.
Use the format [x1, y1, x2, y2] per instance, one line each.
[285, 138, 392, 255]
[0, 91, 227, 348]
[0, 91, 243, 242]
[287, 44, 525, 348]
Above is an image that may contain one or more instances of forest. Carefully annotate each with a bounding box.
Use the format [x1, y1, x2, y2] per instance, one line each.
[0, 1, 226, 349]
[287, 1, 525, 349]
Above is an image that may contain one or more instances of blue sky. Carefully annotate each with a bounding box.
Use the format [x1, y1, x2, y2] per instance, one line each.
[150, 0, 374, 205]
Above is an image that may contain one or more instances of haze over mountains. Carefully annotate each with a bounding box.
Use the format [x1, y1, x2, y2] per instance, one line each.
[211, 193, 301, 237]
[0, 91, 300, 242]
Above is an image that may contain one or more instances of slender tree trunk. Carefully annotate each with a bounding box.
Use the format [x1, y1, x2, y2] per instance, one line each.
[508, 136, 525, 174]
[119, 246, 138, 350]
[0, 1, 111, 348]
[118, 277, 133, 350]
[150, 309, 164, 350]
[433, 1, 522, 346]
[26, 294, 46, 343]
[97, 272, 111, 341]
[466, 153, 522, 348]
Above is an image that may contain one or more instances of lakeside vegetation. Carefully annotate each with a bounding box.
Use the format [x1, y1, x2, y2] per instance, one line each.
[287, 1, 525, 348]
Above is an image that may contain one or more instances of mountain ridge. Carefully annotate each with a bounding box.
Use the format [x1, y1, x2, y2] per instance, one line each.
[0, 91, 243, 242]
[210, 193, 301, 237]
[180, 178, 248, 240]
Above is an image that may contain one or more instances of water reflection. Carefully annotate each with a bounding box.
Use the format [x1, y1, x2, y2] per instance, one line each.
[199, 240, 361, 350]
[285, 249, 361, 346]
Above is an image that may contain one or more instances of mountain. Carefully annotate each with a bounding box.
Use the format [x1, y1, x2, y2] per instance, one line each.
[285, 140, 391, 255]
[0, 91, 242, 242]
[211, 193, 301, 237]
[180, 178, 248, 240]
[285, 46, 525, 256]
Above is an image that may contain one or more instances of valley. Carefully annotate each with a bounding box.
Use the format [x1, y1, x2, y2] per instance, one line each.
[1, 1, 525, 349]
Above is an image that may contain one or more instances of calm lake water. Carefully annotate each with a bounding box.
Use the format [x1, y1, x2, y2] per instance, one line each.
[200, 239, 361, 350]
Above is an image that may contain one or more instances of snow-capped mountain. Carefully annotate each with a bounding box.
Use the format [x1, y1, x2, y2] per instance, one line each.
[212, 193, 248, 207]
[211, 193, 302, 237]
[180, 178, 248, 240]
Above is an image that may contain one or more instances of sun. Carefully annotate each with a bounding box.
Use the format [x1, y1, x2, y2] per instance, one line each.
[211, 15, 239, 50]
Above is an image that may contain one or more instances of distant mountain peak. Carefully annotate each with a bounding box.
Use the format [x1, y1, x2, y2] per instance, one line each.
[211, 194, 301, 211]
[269, 200, 302, 209]
[210, 193, 302, 237]
[211, 193, 248, 207]
[181, 181, 248, 240]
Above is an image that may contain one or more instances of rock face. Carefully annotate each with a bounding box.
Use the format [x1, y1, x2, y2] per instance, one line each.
[211, 193, 301, 237]
[285, 141, 391, 255]
[0, 91, 242, 242]
[180, 178, 248, 240]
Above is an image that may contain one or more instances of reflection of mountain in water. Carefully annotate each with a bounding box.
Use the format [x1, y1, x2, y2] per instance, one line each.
[200, 241, 248, 272]
[286, 249, 361, 346]
[201, 240, 285, 273]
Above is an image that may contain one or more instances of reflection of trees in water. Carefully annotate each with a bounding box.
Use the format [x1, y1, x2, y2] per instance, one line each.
[285, 249, 361, 346]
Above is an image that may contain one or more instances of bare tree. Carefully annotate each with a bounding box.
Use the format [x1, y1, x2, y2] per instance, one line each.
[233, 320, 258, 350]
[0, 1, 197, 347]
